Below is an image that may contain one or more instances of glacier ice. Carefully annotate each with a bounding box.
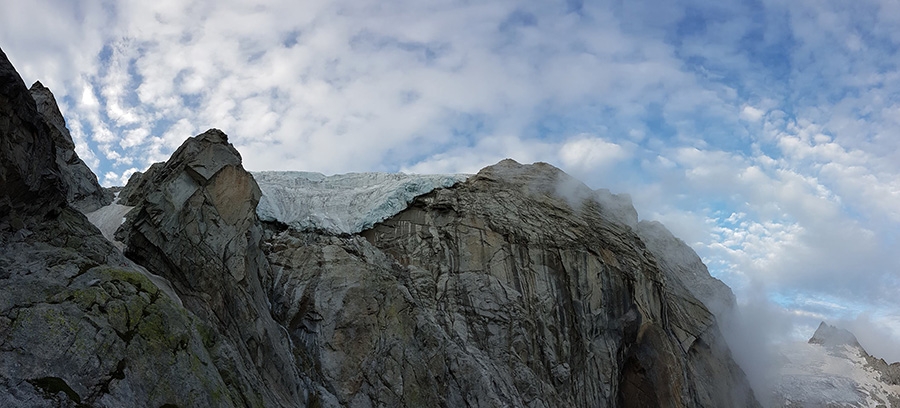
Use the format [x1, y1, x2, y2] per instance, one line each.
[253, 171, 469, 234]
[772, 341, 900, 407]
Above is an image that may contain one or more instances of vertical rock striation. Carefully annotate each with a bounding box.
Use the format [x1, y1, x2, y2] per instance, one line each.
[265, 159, 760, 407]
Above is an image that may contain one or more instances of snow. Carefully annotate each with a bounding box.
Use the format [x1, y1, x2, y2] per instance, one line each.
[85, 201, 134, 251]
[773, 342, 900, 407]
[253, 171, 469, 234]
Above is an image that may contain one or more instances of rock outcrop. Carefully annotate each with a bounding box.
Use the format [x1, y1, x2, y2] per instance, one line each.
[637, 220, 737, 324]
[0, 47, 242, 407]
[261, 159, 759, 407]
[1, 44, 760, 407]
[0, 49, 66, 222]
[355, 159, 757, 407]
[117, 161, 164, 206]
[29, 81, 113, 213]
[115, 129, 306, 406]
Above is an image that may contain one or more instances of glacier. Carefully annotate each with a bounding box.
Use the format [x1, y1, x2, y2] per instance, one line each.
[773, 341, 900, 407]
[253, 171, 470, 234]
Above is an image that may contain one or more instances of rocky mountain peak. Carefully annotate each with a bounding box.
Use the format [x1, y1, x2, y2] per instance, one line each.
[14, 78, 113, 213]
[29, 81, 73, 150]
[808, 321, 862, 349]
[0, 48, 66, 222]
[169, 128, 243, 183]
[115, 127, 303, 405]
[473, 158, 639, 229]
[773, 323, 900, 407]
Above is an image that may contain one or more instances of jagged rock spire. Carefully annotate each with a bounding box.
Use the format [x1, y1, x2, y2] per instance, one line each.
[808, 321, 862, 349]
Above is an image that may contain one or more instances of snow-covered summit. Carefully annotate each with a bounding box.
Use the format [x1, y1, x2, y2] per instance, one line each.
[772, 323, 900, 407]
[253, 171, 469, 234]
[808, 321, 862, 349]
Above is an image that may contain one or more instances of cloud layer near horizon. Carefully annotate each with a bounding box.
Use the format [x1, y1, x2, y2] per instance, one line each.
[3, 0, 900, 362]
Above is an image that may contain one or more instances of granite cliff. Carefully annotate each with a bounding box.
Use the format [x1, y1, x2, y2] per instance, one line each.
[0, 46, 759, 407]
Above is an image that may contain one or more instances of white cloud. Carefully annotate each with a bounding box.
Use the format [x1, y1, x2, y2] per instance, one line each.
[740, 105, 765, 122]
[558, 136, 628, 173]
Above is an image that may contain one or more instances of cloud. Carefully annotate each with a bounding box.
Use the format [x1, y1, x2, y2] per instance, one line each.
[558, 136, 629, 172]
[740, 105, 765, 122]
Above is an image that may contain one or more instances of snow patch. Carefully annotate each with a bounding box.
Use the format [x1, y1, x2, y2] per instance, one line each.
[85, 202, 134, 250]
[253, 171, 469, 234]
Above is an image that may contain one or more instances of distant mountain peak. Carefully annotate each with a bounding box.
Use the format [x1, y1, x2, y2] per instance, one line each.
[808, 321, 862, 349]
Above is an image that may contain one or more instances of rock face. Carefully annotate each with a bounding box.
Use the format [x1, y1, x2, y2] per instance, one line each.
[115, 129, 306, 406]
[29, 81, 112, 213]
[1, 44, 760, 407]
[1, 47, 242, 407]
[351, 160, 757, 407]
[636, 220, 737, 324]
[0, 49, 66, 221]
[258, 159, 760, 407]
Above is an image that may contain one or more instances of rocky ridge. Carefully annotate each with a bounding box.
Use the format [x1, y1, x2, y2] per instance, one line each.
[1, 45, 759, 407]
[773, 322, 900, 407]
[0, 47, 236, 407]
[29, 81, 112, 213]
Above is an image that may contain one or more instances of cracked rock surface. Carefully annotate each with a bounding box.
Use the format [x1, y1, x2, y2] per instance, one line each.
[262, 160, 760, 407]
[0, 47, 234, 407]
[29, 81, 112, 213]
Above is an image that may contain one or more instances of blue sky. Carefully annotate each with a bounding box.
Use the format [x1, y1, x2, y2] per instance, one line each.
[3, 0, 900, 362]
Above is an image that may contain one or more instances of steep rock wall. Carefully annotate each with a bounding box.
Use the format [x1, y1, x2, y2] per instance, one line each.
[264, 159, 760, 407]
[29, 81, 112, 213]
[0, 47, 240, 408]
[115, 129, 307, 406]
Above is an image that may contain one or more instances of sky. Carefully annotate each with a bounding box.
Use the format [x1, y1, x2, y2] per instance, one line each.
[2, 0, 900, 363]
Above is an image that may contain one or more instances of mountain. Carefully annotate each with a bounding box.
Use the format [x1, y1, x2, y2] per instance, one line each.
[0, 46, 759, 407]
[29, 81, 112, 213]
[772, 322, 900, 407]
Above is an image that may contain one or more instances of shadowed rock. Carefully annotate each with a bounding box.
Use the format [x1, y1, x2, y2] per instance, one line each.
[0, 48, 66, 224]
[0, 47, 240, 408]
[116, 129, 306, 406]
[29, 81, 112, 213]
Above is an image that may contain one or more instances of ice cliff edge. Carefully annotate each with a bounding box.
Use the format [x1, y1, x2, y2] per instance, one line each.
[253, 171, 469, 234]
